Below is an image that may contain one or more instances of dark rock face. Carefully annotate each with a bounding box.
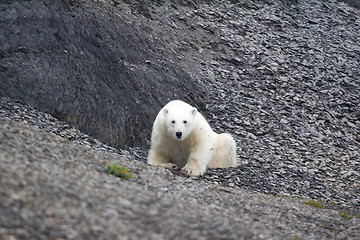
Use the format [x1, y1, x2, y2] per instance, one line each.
[0, 0, 204, 149]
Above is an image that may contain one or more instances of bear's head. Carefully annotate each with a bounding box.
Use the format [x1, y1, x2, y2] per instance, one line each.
[163, 104, 197, 141]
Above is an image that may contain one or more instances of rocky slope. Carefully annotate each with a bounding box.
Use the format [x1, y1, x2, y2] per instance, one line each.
[122, 0, 360, 207]
[1, 97, 359, 240]
[1, 0, 360, 239]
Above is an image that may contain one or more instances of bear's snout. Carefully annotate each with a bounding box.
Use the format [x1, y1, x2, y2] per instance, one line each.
[176, 132, 182, 139]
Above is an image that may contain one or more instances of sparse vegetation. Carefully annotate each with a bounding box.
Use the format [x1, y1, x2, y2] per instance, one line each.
[106, 163, 132, 180]
[339, 211, 353, 220]
[303, 200, 323, 209]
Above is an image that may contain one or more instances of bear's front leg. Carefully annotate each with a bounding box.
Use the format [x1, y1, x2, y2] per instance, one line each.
[148, 148, 178, 169]
[181, 157, 207, 176]
[181, 142, 214, 176]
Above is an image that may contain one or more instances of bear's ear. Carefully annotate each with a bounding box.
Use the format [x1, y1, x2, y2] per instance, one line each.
[163, 108, 169, 115]
[191, 107, 197, 116]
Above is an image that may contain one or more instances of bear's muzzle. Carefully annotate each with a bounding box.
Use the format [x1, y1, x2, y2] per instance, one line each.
[176, 132, 182, 139]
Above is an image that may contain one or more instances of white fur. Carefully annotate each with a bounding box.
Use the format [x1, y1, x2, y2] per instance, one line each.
[148, 100, 237, 176]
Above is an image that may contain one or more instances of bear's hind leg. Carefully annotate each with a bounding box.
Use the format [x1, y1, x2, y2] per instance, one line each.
[208, 133, 237, 168]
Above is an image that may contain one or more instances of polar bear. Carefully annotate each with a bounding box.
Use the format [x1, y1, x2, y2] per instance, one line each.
[147, 100, 237, 176]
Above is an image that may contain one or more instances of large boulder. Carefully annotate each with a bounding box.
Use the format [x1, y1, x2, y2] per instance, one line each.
[0, 0, 204, 149]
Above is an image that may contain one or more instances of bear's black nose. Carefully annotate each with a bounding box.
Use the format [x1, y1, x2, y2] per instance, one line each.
[176, 132, 182, 139]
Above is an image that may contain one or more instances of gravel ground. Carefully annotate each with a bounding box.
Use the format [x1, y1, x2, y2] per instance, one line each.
[1, 97, 359, 239]
[1, 0, 360, 239]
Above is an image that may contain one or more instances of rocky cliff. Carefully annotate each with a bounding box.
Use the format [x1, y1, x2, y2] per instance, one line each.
[0, 0, 205, 149]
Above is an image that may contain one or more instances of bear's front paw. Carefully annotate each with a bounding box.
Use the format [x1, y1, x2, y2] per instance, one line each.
[181, 159, 205, 177]
[159, 163, 179, 169]
[181, 167, 204, 177]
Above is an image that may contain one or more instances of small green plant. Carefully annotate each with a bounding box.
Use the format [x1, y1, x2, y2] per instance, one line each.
[339, 211, 353, 220]
[355, 214, 360, 219]
[106, 163, 132, 180]
[303, 200, 323, 209]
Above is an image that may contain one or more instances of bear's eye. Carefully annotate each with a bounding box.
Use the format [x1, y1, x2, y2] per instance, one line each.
[171, 120, 176, 124]
[183, 120, 187, 124]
